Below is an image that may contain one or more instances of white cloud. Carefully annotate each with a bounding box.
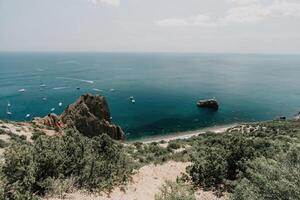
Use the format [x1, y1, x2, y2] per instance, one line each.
[88, 0, 120, 7]
[156, 0, 300, 27]
[155, 15, 216, 27]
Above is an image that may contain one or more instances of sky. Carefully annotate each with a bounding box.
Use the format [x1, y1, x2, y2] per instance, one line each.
[0, 0, 300, 53]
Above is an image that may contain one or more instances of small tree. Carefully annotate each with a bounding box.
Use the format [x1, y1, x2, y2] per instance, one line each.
[155, 180, 196, 200]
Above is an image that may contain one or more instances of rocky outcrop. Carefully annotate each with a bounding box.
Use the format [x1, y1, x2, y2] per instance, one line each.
[60, 94, 124, 140]
[33, 113, 64, 131]
[228, 124, 262, 134]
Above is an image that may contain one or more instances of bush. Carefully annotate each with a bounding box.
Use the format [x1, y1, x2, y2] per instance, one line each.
[132, 142, 171, 165]
[188, 120, 300, 193]
[2, 142, 37, 200]
[232, 145, 300, 200]
[0, 139, 8, 148]
[188, 134, 261, 190]
[167, 141, 181, 150]
[31, 130, 46, 140]
[1, 131, 134, 199]
[155, 180, 196, 200]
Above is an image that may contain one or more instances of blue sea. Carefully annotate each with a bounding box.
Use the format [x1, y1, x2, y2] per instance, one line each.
[0, 52, 299, 140]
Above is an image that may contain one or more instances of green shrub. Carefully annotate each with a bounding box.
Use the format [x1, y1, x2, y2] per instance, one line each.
[232, 145, 300, 200]
[167, 141, 181, 150]
[155, 180, 196, 200]
[132, 142, 171, 165]
[188, 120, 300, 196]
[31, 130, 46, 140]
[1, 131, 134, 199]
[0, 139, 8, 148]
[2, 142, 37, 200]
[188, 134, 262, 190]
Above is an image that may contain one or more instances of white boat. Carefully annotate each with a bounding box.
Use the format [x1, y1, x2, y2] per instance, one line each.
[131, 99, 136, 104]
[7, 101, 11, 107]
[25, 114, 31, 118]
[50, 108, 55, 112]
[110, 88, 115, 92]
[40, 84, 46, 87]
[58, 102, 63, 107]
[18, 89, 26, 92]
[42, 97, 47, 101]
[129, 96, 134, 100]
[6, 105, 12, 115]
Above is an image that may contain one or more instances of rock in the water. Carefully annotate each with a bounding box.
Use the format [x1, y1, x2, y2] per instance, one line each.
[197, 98, 219, 109]
[60, 94, 124, 140]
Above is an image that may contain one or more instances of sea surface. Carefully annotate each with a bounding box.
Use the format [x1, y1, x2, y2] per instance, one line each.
[0, 52, 300, 140]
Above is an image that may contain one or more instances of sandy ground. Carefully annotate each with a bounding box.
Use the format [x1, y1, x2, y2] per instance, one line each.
[0, 120, 58, 142]
[139, 124, 237, 144]
[46, 161, 227, 200]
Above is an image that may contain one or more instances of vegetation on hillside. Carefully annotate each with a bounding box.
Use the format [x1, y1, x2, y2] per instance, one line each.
[186, 120, 300, 199]
[0, 130, 134, 200]
[0, 119, 299, 199]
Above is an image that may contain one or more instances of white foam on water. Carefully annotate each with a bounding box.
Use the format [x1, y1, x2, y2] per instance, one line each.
[53, 86, 69, 90]
[56, 77, 94, 84]
[18, 89, 26, 92]
[92, 88, 103, 92]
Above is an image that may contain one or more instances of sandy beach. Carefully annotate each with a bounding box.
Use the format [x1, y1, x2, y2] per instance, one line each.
[130, 123, 239, 144]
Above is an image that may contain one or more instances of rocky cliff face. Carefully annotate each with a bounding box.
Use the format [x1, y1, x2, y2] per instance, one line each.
[60, 94, 125, 140]
[31, 94, 125, 140]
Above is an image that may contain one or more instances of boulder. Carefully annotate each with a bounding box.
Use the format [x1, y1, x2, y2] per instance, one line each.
[32, 113, 64, 132]
[60, 94, 125, 140]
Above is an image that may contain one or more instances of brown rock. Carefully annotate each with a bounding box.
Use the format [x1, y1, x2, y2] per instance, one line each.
[60, 94, 124, 140]
[32, 113, 64, 132]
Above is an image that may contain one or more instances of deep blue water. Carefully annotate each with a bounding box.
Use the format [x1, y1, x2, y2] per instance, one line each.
[0, 52, 300, 140]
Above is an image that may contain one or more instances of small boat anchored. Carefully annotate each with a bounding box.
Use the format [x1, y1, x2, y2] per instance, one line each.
[129, 96, 136, 104]
[197, 98, 219, 109]
[6, 105, 12, 115]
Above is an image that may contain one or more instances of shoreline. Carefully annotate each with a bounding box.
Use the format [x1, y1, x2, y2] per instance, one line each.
[127, 123, 239, 144]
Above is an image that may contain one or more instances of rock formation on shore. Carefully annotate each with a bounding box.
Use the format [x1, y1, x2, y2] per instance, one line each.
[60, 94, 124, 140]
[33, 94, 125, 140]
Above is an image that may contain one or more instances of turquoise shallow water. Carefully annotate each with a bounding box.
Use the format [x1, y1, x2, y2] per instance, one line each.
[0, 52, 300, 140]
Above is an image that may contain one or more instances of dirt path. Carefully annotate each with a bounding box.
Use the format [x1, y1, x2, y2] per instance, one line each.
[47, 161, 227, 200]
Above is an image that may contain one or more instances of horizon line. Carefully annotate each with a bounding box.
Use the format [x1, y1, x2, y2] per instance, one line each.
[0, 50, 300, 56]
